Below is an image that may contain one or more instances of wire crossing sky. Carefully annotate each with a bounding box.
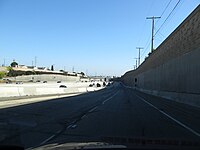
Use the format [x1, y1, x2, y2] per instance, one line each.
[0, 0, 199, 76]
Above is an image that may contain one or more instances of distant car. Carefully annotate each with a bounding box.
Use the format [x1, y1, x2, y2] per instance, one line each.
[16, 81, 23, 84]
[59, 85, 67, 88]
[43, 81, 47, 83]
[96, 83, 101, 87]
[6, 79, 12, 84]
[36, 80, 40, 82]
[89, 84, 93, 87]
[28, 80, 33, 82]
[57, 81, 61, 83]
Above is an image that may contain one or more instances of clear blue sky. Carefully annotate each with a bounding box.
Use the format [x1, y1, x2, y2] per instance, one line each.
[0, 0, 199, 76]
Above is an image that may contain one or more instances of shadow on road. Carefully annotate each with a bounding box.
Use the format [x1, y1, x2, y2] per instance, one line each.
[0, 84, 117, 149]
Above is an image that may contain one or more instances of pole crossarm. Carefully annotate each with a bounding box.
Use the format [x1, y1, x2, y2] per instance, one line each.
[146, 16, 161, 53]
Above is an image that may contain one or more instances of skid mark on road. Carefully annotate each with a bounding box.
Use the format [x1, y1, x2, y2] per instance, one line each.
[134, 93, 200, 137]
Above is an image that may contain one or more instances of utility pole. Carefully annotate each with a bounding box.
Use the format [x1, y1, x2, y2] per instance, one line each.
[3, 58, 5, 66]
[34, 56, 37, 67]
[134, 65, 136, 70]
[134, 58, 138, 69]
[146, 16, 161, 52]
[136, 47, 143, 66]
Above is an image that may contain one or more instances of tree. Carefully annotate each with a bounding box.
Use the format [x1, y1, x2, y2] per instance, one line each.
[80, 72, 85, 76]
[10, 61, 18, 67]
[51, 65, 54, 71]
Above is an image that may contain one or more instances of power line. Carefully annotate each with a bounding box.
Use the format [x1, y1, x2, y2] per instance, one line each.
[156, 0, 173, 23]
[141, 36, 151, 60]
[142, 0, 172, 55]
[153, 26, 165, 46]
[134, 0, 160, 65]
[136, 0, 180, 65]
[155, 0, 181, 36]
[141, 40, 151, 58]
[136, 0, 156, 46]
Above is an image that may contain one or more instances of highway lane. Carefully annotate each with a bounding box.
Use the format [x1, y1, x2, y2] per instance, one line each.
[0, 83, 200, 149]
[47, 85, 200, 144]
[0, 84, 119, 148]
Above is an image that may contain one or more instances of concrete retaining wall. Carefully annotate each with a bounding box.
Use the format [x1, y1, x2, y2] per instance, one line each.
[5, 74, 80, 82]
[121, 5, 200, 107]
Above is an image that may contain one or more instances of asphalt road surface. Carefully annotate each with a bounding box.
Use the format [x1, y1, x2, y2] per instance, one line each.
[0, 82, 200, 149]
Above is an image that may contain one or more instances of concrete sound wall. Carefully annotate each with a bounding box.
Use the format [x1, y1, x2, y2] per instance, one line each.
[121, 5, 200, 107]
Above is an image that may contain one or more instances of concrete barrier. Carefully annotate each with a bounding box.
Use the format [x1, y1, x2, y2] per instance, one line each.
[0, 87, 22, 97]
[0, 82, 105, 98]
[137, 88, 200, 108]
[78, 87, 87, 93]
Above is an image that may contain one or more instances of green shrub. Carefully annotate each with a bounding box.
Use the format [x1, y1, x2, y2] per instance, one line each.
[0, 72, 6, 79]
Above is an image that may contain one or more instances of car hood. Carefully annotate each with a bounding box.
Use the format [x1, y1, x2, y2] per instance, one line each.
[31, 136, 200, 150]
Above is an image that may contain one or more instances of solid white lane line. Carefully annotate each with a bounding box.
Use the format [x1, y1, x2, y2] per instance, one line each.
[160, 110, 200, 137]
[102, 91, 119, 105]
[135, 94, 200, 137]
